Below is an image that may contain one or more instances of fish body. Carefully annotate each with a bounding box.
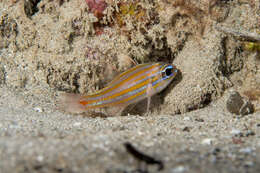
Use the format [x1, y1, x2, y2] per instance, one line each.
[60, 62, 178, 116]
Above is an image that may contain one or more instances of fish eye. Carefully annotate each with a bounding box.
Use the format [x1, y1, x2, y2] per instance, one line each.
[165, 67, 173, 76]
[162, 65, 174, 78]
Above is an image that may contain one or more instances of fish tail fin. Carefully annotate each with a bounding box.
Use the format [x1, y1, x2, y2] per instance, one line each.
[57, 93, 87, 114]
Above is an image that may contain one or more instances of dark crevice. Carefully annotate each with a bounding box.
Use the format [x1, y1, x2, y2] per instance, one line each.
[219, 36, 229, 76]
[147, 37, 175, 63]
[0, 66, 6, 85]
[186, 93, 213, 112]
[46, 65, 82, 93]
[221, 36, 246, 76]
[200, 93, 213, 106]
[33, 165, 43, 170]
[24, 0, 41, 18]
[72, 73, 80, 93]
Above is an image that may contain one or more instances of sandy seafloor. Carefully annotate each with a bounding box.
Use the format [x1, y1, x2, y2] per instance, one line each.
[0, 0, 260, 173]
[0, 86, 260, 173]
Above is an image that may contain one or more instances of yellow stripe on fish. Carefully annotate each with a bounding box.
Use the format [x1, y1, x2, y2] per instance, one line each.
[86, 63, 161, 98]
[59, 62, 178, 116]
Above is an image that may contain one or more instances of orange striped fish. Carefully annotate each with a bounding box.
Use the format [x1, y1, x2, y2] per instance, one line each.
[59, 62, 178, 116]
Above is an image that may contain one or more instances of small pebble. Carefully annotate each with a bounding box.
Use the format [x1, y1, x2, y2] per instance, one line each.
[34, 107, 43, 113]
[171, 165, 188, 173]
[37, 155, 44, 162]
[239, 147, 253, 154]
[183, 117, 191, 121]
[195, 118, 204, 122]
[201, 138, 214, 145]
[245, 130, 255, 137]
[182, 126, 191, 132]
[212, 147, 221, 155]
[9, 122, 20, 129]
[226, 91, 254, 115]
[244, 161, 254, 168]
[73, 122, 82, 127]
[230, 129, 243, 136]
[232, 137, 244, 144]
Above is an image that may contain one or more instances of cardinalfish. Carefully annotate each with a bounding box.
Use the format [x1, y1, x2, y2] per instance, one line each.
[59, 62, 178, 116]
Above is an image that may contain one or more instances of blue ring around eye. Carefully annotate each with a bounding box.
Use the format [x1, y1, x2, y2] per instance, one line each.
[161, 65, 174, 80]
[162, 65, 173, 72]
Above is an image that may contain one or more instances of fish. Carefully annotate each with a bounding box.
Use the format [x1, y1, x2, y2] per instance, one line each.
[59, 62, 178, 116]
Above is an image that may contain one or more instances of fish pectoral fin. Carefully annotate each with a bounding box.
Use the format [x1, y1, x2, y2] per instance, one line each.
[146, 82, 156, 113]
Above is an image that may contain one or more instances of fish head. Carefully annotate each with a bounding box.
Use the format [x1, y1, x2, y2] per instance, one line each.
[151, 63, 178, 93]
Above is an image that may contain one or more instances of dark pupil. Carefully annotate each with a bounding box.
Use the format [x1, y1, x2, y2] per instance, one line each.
[165, 68, 172, 76]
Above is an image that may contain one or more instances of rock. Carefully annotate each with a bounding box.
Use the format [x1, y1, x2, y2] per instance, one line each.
[226, 91, 254, 115]
[244, 161, 254, 168]
[183, 117, 191, 121]
[211, 148, 221, 155]
[239, 147, 254, 154]
[34, 107, 43, 113]
[36, 155, 44, 162]
[230, 129, 243, 137]
[245, 130, 255, 137]
[73, 122, 82, 127]
[171, 165, 188, 173]
[163, 29, 233, 114]
[182, 126, 191, 132]
[201, 138, 214, 145]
